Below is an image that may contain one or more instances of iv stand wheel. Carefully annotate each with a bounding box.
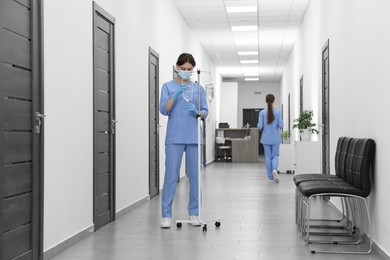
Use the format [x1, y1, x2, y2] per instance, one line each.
[176, 222, 182, 228]
[215, 221, 221, 228]
[202, 224, 207, 232]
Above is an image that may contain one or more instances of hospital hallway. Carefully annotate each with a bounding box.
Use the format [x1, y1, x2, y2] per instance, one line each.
[49, 161, 384, 260]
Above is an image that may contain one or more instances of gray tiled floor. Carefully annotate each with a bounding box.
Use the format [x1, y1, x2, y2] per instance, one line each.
[50, 161, 386, 260]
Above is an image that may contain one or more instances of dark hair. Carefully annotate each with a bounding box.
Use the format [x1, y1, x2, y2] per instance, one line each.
[266, 94, 275, 124]
[176, 53, 196, 67]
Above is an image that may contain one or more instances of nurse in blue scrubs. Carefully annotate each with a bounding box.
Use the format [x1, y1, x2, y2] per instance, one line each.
[257, 94, 284, 183]
[159, 53, 208, 228]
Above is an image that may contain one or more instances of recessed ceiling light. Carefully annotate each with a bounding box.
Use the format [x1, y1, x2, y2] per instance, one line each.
[240, 60, 259, 64]
[226, 6, 257, 13]
[231, 25, 257, 32]
[245, 78, 259, 81]
[238, 51, 258, 56]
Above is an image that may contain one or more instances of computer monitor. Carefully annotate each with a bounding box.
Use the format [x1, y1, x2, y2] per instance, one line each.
[218, 122, 229, 128]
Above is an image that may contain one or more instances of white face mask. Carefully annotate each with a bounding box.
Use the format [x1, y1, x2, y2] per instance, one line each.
[178, 70, 192, 80]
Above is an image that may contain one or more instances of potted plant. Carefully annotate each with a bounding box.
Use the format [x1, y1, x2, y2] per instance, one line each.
[292, 110, 319, 141]
[280, 130, 291, 144]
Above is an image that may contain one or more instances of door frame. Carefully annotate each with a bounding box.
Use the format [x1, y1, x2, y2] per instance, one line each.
[32, 0, 44, 258]
[299, 75, 303, 114]
[0, 0, 44, 258]
[148, 47, 160, 198]
[288, 93, 291, 131]
[92, 1, 116, 230]
[322, 39, 330, 175]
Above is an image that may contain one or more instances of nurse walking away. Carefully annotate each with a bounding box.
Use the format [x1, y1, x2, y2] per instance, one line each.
[257, 94, 284, 183]
[159, 53, 208, 228]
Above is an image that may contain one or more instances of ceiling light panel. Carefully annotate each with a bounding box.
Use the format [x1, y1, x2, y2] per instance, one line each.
[226, 6, 257, 13]
[238, 51, 258, 55]
[224, 0, 258, 6]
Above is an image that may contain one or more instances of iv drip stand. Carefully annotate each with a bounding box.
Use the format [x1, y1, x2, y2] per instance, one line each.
[174, 70, 221, 232]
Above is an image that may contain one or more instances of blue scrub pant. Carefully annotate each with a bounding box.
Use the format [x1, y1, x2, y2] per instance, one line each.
[161, 144, 199, 218]
[263, 144, 280, 180]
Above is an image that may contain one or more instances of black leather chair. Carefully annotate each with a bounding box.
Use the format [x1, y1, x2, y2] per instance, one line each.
[295, 137, 351, 230]
[295, 137, 375, 254]
[293, 137, 350, 186]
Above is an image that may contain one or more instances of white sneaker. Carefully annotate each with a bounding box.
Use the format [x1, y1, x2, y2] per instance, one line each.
[160, 217, 171, 228]
[189, 216, 201, 226]
[272, 170, 279, 183]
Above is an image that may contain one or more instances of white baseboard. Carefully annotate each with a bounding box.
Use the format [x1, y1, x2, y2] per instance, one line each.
[43, 225, 94, 260]
[44, 195, 150, 259]
[115, 195, 150, 219]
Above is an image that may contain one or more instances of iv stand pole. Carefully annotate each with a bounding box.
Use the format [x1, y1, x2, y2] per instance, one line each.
[175, 70, 221, 232]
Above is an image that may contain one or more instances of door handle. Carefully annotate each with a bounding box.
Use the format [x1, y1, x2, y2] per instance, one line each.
[35, 112, 46, 134]
[111, 119, 118, 134]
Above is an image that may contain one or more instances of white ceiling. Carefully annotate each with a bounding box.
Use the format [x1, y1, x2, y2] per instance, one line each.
[172, 0, 310, 82]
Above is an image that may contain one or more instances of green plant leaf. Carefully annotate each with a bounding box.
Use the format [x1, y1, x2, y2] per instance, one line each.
[292, 110, 318, 134]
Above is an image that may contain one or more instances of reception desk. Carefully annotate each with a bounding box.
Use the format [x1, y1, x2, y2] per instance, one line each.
[215, 128, 259, 163]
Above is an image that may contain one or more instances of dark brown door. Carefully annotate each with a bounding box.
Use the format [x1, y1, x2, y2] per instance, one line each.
[243, 108, 261, 128]
[243, 108, 263, 155]
[299, 75, 303, 114]
[0, 0, 43, 259]
[322, 39, 330, 175]
[93, 2, 116, 231]
[288, 93, 291, 131]
[148, 48, 159, 198]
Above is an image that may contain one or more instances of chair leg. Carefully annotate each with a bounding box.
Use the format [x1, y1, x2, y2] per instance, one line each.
[308, 197, 358, 239]
[304, 195, 372, 254]
[309, 197, 352, 233]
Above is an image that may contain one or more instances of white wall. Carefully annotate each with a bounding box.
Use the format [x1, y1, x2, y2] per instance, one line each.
[282, 0, 390, 255]
[43, 0, 218, 252]
[237, 81, 281, 127]
[281, 0, 321, 143]
[219, 82, 238, 128]
[43, 0, 94, 251]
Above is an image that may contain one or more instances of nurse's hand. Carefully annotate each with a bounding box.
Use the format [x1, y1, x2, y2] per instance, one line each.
[172, 83, 189, 100]
[185, 103, 199, 117]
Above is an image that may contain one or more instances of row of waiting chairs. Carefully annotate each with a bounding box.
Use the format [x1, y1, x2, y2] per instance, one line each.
[293, 137, 375, 254]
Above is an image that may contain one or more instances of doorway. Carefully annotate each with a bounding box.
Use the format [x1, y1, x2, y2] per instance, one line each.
[148, 47, 160, 199]
[0, 0, 43, 259]
[93, 2, 116, 231]
[243, 108, 263, 155]
[299, 75, 303, 114]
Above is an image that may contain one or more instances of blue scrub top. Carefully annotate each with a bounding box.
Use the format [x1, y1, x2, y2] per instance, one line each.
[257, 108, 284, 145]
[160, 80, 209, 145]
